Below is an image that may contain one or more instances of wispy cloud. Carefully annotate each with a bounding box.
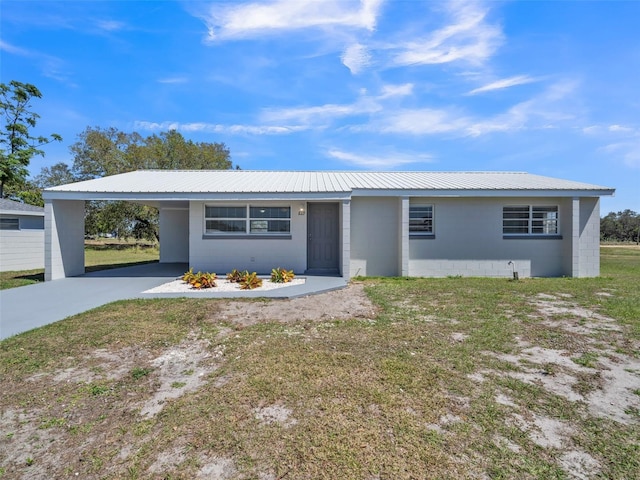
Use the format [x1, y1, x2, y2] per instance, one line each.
[602, 141, 640, 169]
[261, 98, 381, 125]
[0, 40, 31, 55]
[201, 0, 384, 41]
[133, 120, 307, 135]
[390, 0, 502, 67]
[378, 83, 414, 98]
[157, 76, 189, 84]
[341, 43, 372, 74]
[0, 40, 72, 85]
[327, 148, 432, 169]
[585, 123, 640, 169]
[96, 20, 127, 32]
[467, 75, 538, 95]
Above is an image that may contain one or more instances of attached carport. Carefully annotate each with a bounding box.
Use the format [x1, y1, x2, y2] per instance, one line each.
[43, 195, 189, 281]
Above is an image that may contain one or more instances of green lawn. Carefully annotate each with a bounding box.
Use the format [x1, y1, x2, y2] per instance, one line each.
[0, 247, 638, 479]
[0, 241, 159, 290]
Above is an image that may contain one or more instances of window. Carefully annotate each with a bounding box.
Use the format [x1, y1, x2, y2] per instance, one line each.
[503, 205, 558, 235]
[0, 218, 19, 230]
[205, 206, 246, 233]
[409, 204, 434, 235]
[250, 207, 290, 233]
[204, 205, 290, 235]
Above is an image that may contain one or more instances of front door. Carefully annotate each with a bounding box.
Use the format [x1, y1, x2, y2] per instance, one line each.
[307, 203, 339, 274]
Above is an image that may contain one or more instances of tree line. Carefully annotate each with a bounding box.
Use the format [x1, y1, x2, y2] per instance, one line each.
[1, 81, 234, 241]
[601, 210, 640, 243]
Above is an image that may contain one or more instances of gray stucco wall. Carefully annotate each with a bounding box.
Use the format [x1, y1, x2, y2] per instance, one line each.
[0, 214, 44, 272]
[45, 200, 85, 280]
[159, 208, 189, 263]
[578, 197, 600, 277]
[188, 200, 308, 275]
[408, 197, 570, 277]
[350, 197, 401, 277]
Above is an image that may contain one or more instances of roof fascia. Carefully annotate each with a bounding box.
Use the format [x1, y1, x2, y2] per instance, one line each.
[42, 191, 351, 202]
[0, 209, 44, 216]
[350, 188, 616, 197]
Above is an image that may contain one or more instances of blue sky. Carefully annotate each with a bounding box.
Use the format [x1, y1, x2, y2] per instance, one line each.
[2, 0, 638, 213]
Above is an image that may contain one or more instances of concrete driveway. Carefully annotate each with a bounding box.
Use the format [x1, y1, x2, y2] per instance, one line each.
[0, 263, 346, 340]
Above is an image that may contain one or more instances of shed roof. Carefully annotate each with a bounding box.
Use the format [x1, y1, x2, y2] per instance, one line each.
[0, 198, 45, 216]
[43, 170, 615, 201]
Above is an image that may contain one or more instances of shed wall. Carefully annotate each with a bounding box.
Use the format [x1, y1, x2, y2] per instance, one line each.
[0, 214, 44, 271]
[188, 201, 307, 274]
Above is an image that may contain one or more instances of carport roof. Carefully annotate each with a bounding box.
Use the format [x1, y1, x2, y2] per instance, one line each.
[43, 170, 615, 201]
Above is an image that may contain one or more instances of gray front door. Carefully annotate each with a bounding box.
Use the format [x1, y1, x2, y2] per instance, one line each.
[307, 203, 339, 274]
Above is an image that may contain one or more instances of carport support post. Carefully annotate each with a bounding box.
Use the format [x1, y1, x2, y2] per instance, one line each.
[399, 196, 409, 277]
[45, 199, 85, 281]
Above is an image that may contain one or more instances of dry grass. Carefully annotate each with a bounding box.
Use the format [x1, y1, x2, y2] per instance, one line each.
[0, 248, 638, 479]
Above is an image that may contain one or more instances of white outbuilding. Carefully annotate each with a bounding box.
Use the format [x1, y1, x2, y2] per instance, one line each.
[0, 198, 45, 272]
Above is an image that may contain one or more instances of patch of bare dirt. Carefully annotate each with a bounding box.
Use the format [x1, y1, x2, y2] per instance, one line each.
[213, 282, 378, 327]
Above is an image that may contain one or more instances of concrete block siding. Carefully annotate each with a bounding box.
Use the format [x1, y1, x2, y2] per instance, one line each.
[409, 260, 532, 278]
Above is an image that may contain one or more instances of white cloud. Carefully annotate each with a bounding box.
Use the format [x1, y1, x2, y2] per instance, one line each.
[609, 124, 634, 133]
[0, 40, 72, 85]
[202, 0, 384, 41]
[157, 77, 189, 84]
[378, 83, 414, 99]
[327, 149, 431, 169]
[467, 75, 538, 95]
[261, 98, 381, 124]
[341, 43, 372, 74]
[96, 20, 126, 32]
[391, 0, 503, 67]
[377, 108, 471, 135]
[602, 141, 640, 169]
[133, 121, 307, 135]
[0, 40, 30, 55]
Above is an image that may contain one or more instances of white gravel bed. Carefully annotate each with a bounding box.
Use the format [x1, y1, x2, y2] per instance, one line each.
[144, 277, 305, 293]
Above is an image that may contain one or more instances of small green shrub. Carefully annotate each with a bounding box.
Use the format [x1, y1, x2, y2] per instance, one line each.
[271, 267, 295, 283]
[239, 271, 263, 290]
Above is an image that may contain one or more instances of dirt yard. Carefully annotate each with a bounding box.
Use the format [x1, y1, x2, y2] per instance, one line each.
[1, 279, 638, 479]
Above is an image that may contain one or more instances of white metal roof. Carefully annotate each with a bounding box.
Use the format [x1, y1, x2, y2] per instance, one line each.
[43, 170, 615, 201]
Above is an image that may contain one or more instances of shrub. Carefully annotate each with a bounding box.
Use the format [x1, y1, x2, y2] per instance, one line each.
[227, 269, 248, 283]
[271, 267, 295, 283]
[181, 267, 196, 283]
[189, 272, 217, 289]
[182, 269, 217, 289]
[239, 271, 262, 290]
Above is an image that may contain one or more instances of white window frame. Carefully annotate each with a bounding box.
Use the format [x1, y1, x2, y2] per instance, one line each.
[503, 205, 559, 236]
[249, 206, 291, 234]
[204, 205, 247, 234]
[409, 204, 434, 236]
[204, 205, 291, 236]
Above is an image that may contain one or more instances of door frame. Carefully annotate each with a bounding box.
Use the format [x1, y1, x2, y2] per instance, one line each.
[306, 202, 340, 275]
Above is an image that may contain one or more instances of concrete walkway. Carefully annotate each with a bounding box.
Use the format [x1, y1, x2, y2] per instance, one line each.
[0, 263, 347, 340]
